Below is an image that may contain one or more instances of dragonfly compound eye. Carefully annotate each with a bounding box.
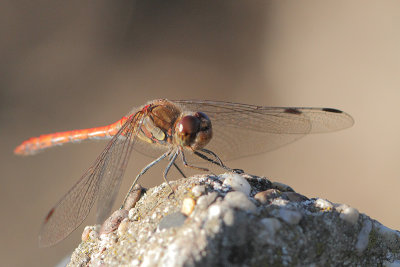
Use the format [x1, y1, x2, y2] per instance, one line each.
[192, 112, 212, 150]
[177, 115, 200, 136]
[175, 112, 212, 150]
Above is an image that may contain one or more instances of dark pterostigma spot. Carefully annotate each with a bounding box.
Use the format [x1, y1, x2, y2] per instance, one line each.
[159, 212, 187, 230]
[322, 108, 343, 113]
[284, 108, 302, 115]
[44, 208, 55, 223]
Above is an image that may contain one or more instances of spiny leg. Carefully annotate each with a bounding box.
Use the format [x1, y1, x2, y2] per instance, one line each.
[173, 162, 187, 178]
[200, 148, 225, 167]
[180, 148, 210, 173]
[193, 150, 229, 170]
[195, 149, 243, 174]
[120, 150, 170, 209]
[163, 149, 180, 194]
[194, 150, 224, 168]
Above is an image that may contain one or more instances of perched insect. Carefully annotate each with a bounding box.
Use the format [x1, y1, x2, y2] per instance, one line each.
[14, 99, 354, 246]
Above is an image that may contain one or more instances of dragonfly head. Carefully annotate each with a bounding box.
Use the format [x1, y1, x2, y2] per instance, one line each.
[174, 112, 212, 151]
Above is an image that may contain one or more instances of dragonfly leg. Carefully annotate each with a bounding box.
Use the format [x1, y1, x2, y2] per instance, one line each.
[163, 148, 180, 194]
[199, 148, 226, 166]
[195, 149, 244, 174]
[180, 148, 210, 173]
[120, 150, 170, 210]
[173, 162, 187, 178]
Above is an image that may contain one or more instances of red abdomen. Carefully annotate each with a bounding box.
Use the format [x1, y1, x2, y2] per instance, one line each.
[14, 117, 128, 155]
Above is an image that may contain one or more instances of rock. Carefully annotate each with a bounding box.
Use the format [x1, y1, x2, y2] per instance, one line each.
[337, 204, 360, 224]
[384, 260, 400, 267]
[99, 209, 128, 235]
[355, 220, 372, 254]
[315, 198, 333, 210]
[282, 191, 309, 202]
[278, 208, 303, 225]
[196, 192, 218, 209]
[224, 191, 256, 211]
[81, 225, 100, 242]
[254, 189, 282, 204]
[259, 218, 282, 245]
[68, 174, 400, 267]
[117, 219, 129, 236]
[375, 222, 400, 242]
[271, 181, 294, 192]
[191, 185, 206, 197]
[123, 184, 143, 210]
[181, 197, 196, 216]
[158, 212, 187, 230]
[221, 172, 251, 196]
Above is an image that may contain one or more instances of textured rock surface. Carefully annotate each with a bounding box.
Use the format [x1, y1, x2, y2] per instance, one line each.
[68, 173, 400, 267]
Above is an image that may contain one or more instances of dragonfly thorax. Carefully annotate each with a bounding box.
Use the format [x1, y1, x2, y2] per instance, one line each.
[174, 112, 212, 151]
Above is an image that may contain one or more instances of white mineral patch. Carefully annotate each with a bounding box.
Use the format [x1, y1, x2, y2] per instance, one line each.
[131, 259, 140, 266]
[257, 218, 282, 245]
[197, 192, 218, 209]
[208, 203, 223, 219]
[212, 181, 223, 191]
[338, 205, 359, 224]
[128, 208, 138, 221]
[89, 229, 99, 240]
[196, 195, 208, 208]
[142, 249, 162, 267]
[117, 219, 129, 236]
[221, 173, 251, 196]
[223, 208, 235, 226]
[99, 232, 118, 247]
[181, 198, 196, 216]
[191, 185, 206, 197]
[224, 191, 256, 211]
[278, 209, 303, 225]
[81, 226, 93, 242]
[152, 184, 164, 194]
[355, 220, 372, 254]
[260, 218, 282, 235]
[271, 198, 290, 206]
[315, 198, 333, 210]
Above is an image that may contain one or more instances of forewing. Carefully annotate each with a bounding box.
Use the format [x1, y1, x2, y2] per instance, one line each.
[132, 136, 170, 159]
[173, 100, 354, 160]
[96, 114, 143, 224]
[39, 114, 140, 247]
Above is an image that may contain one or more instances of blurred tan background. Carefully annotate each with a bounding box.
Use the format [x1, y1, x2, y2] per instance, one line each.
[1, 1, 400, 266]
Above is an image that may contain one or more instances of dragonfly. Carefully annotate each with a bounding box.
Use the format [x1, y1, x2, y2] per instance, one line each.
[14, 99, 354, 247]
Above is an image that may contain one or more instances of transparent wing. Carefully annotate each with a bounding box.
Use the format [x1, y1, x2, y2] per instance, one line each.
[132, 138, 170, 158]
[172, 100, 354, 160]
[96, 115, 143, 224]
[39, 113, 142, 247]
